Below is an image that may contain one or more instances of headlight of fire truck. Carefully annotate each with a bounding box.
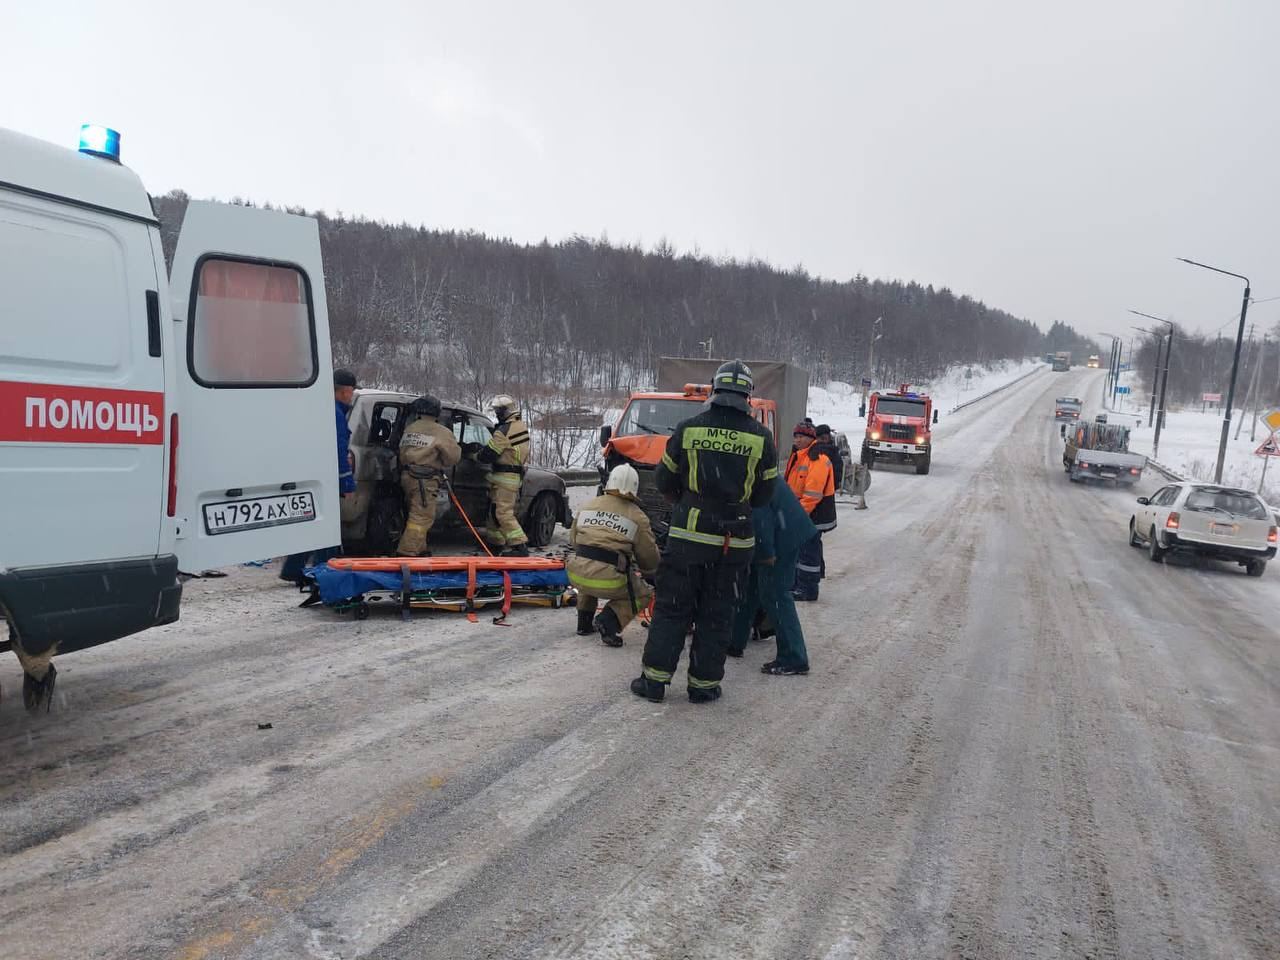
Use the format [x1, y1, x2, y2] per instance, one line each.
[915, 435, 925, 444]
[870, 430, 880, 440]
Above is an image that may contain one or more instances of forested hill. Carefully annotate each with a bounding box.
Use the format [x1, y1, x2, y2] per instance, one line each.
[153, 191, 1097, 407]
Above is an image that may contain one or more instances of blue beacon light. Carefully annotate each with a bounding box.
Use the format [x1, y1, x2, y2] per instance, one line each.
[78, 124, 121, 163]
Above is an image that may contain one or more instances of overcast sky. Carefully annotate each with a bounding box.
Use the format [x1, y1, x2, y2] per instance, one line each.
[6, 0, 1279, 340]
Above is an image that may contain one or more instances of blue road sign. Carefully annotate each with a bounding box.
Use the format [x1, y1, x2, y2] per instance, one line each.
[1116, 386, 1131, 394]
[1118, 362, 1131, 371]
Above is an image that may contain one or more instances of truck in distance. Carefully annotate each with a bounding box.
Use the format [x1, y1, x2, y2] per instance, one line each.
[1052, 352, 1071, 372]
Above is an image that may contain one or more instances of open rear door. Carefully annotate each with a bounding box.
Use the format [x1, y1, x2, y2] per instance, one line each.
[168, 201, 339, 571]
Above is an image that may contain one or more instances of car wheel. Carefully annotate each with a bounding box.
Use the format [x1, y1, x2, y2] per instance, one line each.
[1128, 518, 1142, 547]
[1246, 560, 1266, 578]
[915, 455, 931, 476]
[1148, 526, 1165, 563]
[525, 492, 559, 548]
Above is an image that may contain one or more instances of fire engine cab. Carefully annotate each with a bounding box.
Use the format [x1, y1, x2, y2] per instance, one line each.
[861, 384, 937, 475]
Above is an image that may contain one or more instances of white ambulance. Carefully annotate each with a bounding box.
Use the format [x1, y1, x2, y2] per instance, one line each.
[0, 125, 340, 708]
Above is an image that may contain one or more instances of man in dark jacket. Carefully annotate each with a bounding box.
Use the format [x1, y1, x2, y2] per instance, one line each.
[280, 369, 358, 584]
[728, 480, 816, 674]
[629, 360, 778, 704]
[812, 424, 843, 579]
[785, 422, 837, 601]
[813, 424, 844, 491]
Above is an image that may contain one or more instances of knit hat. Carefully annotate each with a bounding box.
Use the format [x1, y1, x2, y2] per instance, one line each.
[793, 421, 817, 439]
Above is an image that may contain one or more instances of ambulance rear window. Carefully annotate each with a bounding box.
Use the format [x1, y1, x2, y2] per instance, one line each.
[190, 257, 317, 387]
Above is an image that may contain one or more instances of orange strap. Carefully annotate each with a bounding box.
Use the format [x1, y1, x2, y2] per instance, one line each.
[330, 556, 563, 572]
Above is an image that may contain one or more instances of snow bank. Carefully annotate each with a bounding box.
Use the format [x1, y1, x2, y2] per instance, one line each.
[1107, 370, 1279, 505]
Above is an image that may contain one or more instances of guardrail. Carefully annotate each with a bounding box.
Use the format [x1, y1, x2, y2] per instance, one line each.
[555, 468, 601, 488]
[949, 364, 1046, 413]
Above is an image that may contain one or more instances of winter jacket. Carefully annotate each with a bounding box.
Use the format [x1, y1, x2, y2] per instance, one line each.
[785, 442, 837, 532]
[753, 481, 818, 562]
[478, 415, 530, 489]
[398, 414, 462, 477]
[656, 402, 779, 562]
[813, 439, 845, 489]
[336, 400, 355, 494]
[568, 492, 660, 594]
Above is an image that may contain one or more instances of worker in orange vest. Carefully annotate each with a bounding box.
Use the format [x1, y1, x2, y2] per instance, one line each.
[785, 422, 836, 601]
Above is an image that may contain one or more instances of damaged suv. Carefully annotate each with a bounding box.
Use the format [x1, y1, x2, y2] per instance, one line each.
[342, 391, 573, 553]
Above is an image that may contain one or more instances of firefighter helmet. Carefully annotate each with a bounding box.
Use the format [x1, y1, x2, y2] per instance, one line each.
[488, 394, 517, 422]
[410, 394, 441, 418]
[605, 463, 640, 500]
[710, 359, 753, 410]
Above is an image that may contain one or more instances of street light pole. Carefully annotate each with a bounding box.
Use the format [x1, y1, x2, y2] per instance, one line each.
[1098, 332, 1121, 408]
[1178, 258, 1251, 484]
[1130, 323, 1163, 427]
[1130, 311, 1174, 458]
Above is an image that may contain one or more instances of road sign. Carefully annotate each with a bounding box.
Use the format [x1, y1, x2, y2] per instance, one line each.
[1202, 392, 1222, 403]
[1115, 386, 1130, 395]
[1256, 434, 1280, 458]
[1118, 362, 1131, 371]
[861, 378, 872, 388]
[1262, 409, 1280, 433]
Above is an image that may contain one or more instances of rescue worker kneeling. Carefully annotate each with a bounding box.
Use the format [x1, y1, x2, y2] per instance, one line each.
[396, 394, 461, 557]
[567, 464, 659, 647]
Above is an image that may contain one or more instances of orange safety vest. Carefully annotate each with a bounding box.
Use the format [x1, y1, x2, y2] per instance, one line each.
[785, 445, 835, 515]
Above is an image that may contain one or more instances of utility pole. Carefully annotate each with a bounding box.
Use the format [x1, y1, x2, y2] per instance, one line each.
[1111, 338, 1122, 407]
[860, 316, 883, 418]
[1148, 335, 1163, 427]
[1252, 336, 1269, 442]
[1178, 258, 1251, 484]
[1131, 311, 1174, 454]
[1234, 324, 1256, 440]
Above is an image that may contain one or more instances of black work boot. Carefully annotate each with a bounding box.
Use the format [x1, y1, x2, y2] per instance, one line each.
[687, 684, 722, 704]
[629, 675, 666, 702]
[594, 608, 624, 647]
[502, 544, 530, 558]
[22, 663, 57, 713]
[576, 607, 597, 636]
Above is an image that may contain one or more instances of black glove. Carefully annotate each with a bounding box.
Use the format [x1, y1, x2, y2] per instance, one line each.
[461, 442, 482, 458]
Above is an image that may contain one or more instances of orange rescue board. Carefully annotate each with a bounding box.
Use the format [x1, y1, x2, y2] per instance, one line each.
[329, 556, 564, 573]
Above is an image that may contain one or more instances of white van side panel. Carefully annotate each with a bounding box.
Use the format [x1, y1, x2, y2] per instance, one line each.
[168, 201, 339, 571]
[0, 191, 164, 569]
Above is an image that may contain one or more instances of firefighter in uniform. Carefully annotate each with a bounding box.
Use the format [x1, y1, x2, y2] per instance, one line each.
[476, 394, 531, 556]
[786, 422, 837, 600]
[396, 394, 461, 557]
[630, 359, 778, 703]
[568, 464, 660, 647]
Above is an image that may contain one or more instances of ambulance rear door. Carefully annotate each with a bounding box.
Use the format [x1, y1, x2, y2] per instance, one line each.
[168, 201, 339, 571]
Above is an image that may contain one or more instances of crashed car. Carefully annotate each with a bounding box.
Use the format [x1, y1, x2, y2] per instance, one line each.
[342, 390, 572, 553]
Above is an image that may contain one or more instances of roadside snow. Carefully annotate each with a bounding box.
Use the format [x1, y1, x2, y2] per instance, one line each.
[1106, 370, 1279, 505]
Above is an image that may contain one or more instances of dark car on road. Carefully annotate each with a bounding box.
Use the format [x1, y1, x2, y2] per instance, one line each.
[342, 391, 572, 553]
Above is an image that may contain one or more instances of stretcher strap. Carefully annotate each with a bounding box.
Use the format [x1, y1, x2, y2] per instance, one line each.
[465, 561, 478, 623]
[491, 571, 514, 626]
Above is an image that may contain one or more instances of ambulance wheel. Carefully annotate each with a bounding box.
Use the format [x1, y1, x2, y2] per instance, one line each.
[354, 602, 370, 621]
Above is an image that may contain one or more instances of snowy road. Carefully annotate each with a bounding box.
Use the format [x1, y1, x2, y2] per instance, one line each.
[2, 368, 1277, 960]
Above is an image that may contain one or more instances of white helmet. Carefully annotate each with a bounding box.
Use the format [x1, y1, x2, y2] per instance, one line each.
[605, 463, 640, 500]
[488, 394, 517, 421]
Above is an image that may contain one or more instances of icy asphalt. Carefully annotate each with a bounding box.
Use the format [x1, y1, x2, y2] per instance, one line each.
[1, 368, 1277, 960]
